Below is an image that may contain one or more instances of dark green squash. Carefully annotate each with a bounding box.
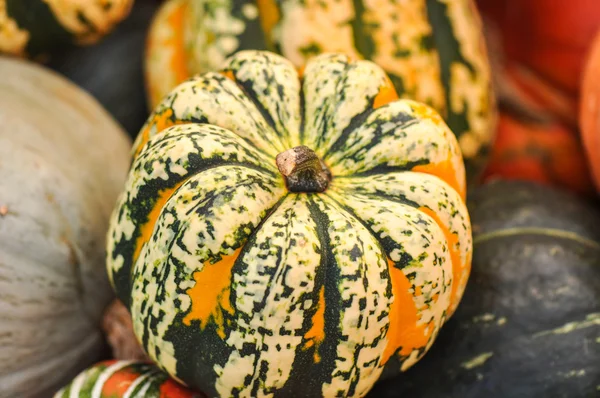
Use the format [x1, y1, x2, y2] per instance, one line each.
[369, 180, 600, 397]
[47, 1, 159, 138]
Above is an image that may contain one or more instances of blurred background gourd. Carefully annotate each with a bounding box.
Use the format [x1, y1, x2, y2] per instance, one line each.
[0, 57, 131, 397]
[580, 31, 600, 192]
[144, 0, 497, 182]
[0, 0, 134, 57]
[47, 1, 159, 138]
[54, 360, 202, 398]
[478, 0, 600, 195]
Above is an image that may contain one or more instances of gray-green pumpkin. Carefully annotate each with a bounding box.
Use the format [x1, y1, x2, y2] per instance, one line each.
[0, 57, 131, 397]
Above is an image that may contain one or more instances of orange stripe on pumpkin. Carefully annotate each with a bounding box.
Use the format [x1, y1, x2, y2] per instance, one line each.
[256, 0, 280, 48]
[183, 249, 241, 339]
[146, 0, 190, 108]
[373, 77, 399, 109]
[406, 101, 465, 200]
[412, 157, 465, 201]
[220, 70, 236, 82]
[164, 1, 190, 84]
[133, 180, 186, 263]
[297, 65, 305, 79]
[303, 285, 326, 363]
[135, 109, 186, 158]
[159, 379, 199, 397]
[418, 207, 467, 318]
[101, 366, 139, 396]
[382, 258, 433, 364]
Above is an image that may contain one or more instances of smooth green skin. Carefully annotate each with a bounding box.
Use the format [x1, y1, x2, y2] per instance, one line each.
[0, 57, 131, 397]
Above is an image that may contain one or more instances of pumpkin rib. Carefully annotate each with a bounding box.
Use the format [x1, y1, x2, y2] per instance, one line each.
[135, 73, 288, 158]
[322, 74, 399, 160]
[332, 172, 472, 262]
[222, 74, 288, 148]
[425, 0, 494, 177]
[219, 194, 327, 396]
[473, 227, 600, 250]
[137, 124, 278, 174]
[330, 171, 471, 283]
[128, 165, 286, 379]
[183, 0, 269, 79]
[302, 194, 384, 397]
[321, 107, 376, 161]
[325, 100, 461, 181]
[222, 51, 302, 149]
[256, 0, 281, 51]
[321, 192, 452, 369]
[108, 123, 280, 302]
[300, 54, 354, 151]
[302, 55, 393, 157]
[144, 0, 189, 111]
[110, 158, 282, 304]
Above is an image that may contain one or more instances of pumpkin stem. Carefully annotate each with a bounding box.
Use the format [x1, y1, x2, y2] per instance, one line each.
[276, 146, 331, 193]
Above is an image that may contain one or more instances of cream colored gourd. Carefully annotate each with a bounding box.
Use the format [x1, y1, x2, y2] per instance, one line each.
[0, 57, 131, 397]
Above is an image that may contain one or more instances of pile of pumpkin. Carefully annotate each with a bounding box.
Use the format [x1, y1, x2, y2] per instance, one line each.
[0, 1, 598, 397]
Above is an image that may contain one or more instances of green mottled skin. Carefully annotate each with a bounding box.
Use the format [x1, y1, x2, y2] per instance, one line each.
[146, 0, 496, 181]
[54, 360, 202, 398]
[110, 51, 472, 397]
[1, 0, 133, 56]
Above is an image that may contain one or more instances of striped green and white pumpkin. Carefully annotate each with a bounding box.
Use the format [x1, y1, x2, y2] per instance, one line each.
[0, 0, 133, 56]
[108, 51, 472, 397]
[54, 360, 202, 398]
[145, 0, 495, 180]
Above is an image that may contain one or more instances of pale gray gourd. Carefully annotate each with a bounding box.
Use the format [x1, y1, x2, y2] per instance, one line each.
[0, 57, 131, 397]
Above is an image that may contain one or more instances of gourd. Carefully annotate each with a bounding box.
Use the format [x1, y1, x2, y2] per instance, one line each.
[0, 57, 131, 397]
[107, 51, 472, 397]
[477, 0, 600, 94]
[482, 112, 593, 196]
[369, 180, 600, 397]
[580, 30, 600, 192]
[144, 0, 496, 181]
[54, 360, 202, 398]
[480, 20, 593, 195]
[48, 0, 160, 138]
[0, 0, 134, 57]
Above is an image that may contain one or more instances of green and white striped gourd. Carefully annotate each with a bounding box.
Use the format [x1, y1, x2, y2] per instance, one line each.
[108, 51, 472, 397]
[0, 0, 133, 56]
[54, 360, 202, 398]
[145, 0, 496, 180]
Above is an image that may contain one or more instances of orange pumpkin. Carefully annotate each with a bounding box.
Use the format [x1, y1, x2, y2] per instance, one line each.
[482, 113, 594, 196]
[478, 0, 600, 94]
[580, 30, 600, 191]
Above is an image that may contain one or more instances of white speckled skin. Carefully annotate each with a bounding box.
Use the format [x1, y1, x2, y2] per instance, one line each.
[110, 51, 472, 397]
[145, 0, 496, 180]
